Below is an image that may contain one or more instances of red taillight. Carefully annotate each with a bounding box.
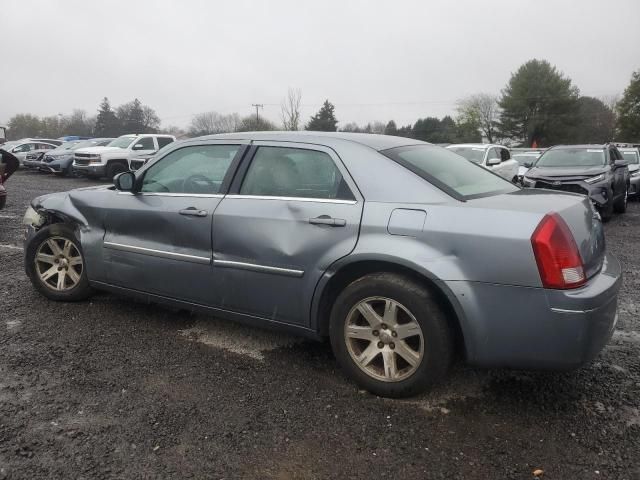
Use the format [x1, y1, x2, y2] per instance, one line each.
[531, 213, 586, 289]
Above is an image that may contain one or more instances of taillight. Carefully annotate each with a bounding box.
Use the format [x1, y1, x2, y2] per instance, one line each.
[531, 213, 586, 289]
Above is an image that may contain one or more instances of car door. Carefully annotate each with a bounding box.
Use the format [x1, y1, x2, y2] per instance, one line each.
[498, 147, 517, 181]
[485, 147, 501, 174]
[11, 142, 37, 164]
[211, 142, 363, 327]
[102, 141, 248, 304]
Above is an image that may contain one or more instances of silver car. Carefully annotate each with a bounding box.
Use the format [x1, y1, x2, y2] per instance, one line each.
[22, 132, 621, 398]
[619, 147, 640, 197]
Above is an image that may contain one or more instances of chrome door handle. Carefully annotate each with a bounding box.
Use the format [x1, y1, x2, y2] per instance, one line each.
[309, 215, 346, 227]
[179, 208, 208, 217]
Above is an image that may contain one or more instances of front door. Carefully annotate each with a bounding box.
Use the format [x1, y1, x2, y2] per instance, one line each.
[103, 142, 247, 304]
[212, 142, 363, 327]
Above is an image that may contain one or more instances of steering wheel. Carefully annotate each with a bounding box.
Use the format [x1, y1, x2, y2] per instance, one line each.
[182, 174, 216, 194]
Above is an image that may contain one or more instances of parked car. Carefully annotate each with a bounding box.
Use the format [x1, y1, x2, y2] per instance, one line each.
[72, 134, 175, 179]
[0, 148, 19, 210]
[24, 138, 114, 176]
[23, 132, 621, 398]
[2, 139, 61, 165]
[523, 144, 630, 221]
[512, 150, 544, 184]
[446, 143, 519, 182]
[128, 152, 156, 171]
[618, 147, 640, 198]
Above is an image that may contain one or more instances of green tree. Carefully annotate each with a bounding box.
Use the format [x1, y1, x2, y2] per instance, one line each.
[117, 98, 147, 134]
[616, 70, 640, 141]
[94, 97, 121, 137]
[306, 100, 338, 131]
[456, 93, 499, 142]
[498, 59, 580, 146]
[567, 97, 615, 143]
[412, 116, 458, 143]
[236, 115, 276, 132]
[455, 119, 482, 143]
[7, 113, 42, 139]
[384, 120, 398, 136]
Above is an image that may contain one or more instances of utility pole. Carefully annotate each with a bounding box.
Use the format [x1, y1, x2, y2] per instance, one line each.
[251, 104, 263, 125]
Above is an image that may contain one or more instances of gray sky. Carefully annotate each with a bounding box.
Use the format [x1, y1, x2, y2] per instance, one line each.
[3, 0, 639, 129]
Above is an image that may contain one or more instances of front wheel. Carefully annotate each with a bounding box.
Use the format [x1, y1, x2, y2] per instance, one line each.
[613, 185, 628, 214]
[329, 273, 454, 398]
[25, 224, 92, 301]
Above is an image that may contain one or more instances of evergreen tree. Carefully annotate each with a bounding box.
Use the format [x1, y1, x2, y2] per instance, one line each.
[306, 100, 338, 131]
[498, 59, 579, 147]
[94, 97, 120, 137]
[117, 98, 147, 133]
[384, 120, 398, 136]
[616, 70, 640, 141]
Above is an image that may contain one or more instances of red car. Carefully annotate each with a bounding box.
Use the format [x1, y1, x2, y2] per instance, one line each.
[0, 148, 19, 210]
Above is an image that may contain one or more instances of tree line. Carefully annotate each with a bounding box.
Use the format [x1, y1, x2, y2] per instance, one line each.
[4, 59, 640, 145]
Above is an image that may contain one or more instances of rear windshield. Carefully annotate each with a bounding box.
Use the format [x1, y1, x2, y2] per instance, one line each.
[621, 150, 639, 164]
[382, 145, 518, 200]
[536, 148, 606, 167]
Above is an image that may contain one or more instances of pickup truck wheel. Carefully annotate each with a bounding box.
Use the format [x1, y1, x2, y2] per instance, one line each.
[106, 162, 127, 180]
[25, 224, 92, 302]
[330, 273, 453, 398]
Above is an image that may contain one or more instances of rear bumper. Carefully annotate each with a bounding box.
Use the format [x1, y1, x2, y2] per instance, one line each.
[447, 252, 622, 369]
[73, 163, 106, 177]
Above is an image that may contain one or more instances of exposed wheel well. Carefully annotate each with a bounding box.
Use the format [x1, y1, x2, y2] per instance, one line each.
[107, 159, 128, 167]
[316, 260, 467, 359]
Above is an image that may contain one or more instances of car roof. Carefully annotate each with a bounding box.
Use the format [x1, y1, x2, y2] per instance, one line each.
[550, 144, 607, 150]
[199, 131, 426, 152]
[446, 143, 504, 149]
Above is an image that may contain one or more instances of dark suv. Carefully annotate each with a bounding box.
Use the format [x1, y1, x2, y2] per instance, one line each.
[522, 144, 630, 221]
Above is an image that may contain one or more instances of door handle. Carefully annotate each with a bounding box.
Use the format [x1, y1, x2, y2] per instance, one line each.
[179, 208, 208, 217]
[309, 215, 346, 227]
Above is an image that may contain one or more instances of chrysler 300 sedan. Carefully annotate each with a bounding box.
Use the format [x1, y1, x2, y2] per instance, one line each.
[23, 132, 621, 397]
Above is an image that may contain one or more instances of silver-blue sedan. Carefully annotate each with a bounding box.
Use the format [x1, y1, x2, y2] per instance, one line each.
[22, 132, 621, 398]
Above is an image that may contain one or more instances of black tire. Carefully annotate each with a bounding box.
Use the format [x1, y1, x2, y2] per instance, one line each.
[613, 185, 628, 214]
[106, 162, 128, 180]
[25, 224, 92, 302]
[329, 273, 454, 398]
[599, 199, 614, 222]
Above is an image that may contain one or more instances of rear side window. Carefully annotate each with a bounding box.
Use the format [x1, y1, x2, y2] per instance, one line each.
[240, 146, 354, 200]
[157, 137, 174, 148]
[382, 145, 518, 200]
[141, 145, 240, 194]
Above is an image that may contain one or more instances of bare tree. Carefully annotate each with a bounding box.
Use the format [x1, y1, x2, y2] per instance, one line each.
[281, 88, 302, 130]
[456, 93, 500, 143]
[188, 111, 242, 136]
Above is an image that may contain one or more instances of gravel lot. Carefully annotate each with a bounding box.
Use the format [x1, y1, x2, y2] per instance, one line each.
[1, 170, 639, 479]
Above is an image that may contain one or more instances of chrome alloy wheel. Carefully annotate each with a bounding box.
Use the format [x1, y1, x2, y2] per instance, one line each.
[344, 297, 424, 382]
[34, 237, 83, 291]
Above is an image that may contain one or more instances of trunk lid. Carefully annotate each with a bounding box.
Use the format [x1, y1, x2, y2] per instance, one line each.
[469, 189, 605, 281]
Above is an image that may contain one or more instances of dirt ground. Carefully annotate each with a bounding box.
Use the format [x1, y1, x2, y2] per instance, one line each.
[0, 170, 638, 479]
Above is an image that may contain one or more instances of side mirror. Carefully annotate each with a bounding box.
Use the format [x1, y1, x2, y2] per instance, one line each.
[486, 157, 500, 166]
[114, 171, 136, 191]
[132, 143, 145, 150]
[614, 159, 628, 168]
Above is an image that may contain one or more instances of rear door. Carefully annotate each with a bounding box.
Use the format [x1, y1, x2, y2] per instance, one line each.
[211, 142, 363, 326]
[103, 141, 248, 304]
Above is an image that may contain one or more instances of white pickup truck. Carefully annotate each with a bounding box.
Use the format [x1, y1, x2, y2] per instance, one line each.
[72, 134, 175, 179]
[446, 143, 519, 183]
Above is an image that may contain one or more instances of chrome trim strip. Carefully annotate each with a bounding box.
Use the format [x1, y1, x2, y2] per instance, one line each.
[226, 194, 357, 205]
[116, 192, 224, 198]
[103, 241, 211, 264]
[213, 259, 304, 277]
[551, 307, 593, 314]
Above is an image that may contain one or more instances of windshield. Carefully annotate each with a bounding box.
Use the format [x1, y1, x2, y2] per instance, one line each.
[383, 145, 518, 200]
[108, 136, 136, 149]
[513, 153, 540, 166]
[621, 150, 640, 164]
[446, 146, 486, 164]
[535, 148, 606, 168]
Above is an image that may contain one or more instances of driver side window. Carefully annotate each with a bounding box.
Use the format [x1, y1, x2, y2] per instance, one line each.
[141, 145, 240, 195]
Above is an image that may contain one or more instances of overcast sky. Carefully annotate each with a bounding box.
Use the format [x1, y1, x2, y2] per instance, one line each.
[3, 0, 639, 129]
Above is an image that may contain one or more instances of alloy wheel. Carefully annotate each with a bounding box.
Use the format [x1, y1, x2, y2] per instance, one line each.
[344, 296, 424, 382]
[34, 237, 83, 291]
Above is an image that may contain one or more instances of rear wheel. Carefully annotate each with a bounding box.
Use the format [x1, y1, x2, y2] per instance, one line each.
[613, 185, 628, 214]
[329, 273, 454, 398]
[25, 224, 92, 302]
